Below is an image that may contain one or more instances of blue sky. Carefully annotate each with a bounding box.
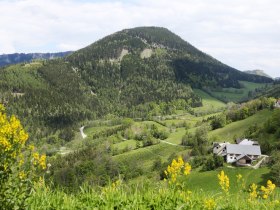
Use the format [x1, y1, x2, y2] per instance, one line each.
[0, 0, 279, 77]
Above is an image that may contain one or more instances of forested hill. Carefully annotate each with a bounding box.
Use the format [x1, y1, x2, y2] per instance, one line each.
[0, 52, 72, 67]
[68, 26, 272, 89]
[0, 26, 274, 140]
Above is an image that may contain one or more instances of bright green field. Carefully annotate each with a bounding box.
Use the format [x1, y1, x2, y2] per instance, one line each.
[113, 142, 188, 171]
[208, 81, 270, 102]
[84, 125, 118, 136]
[113, 139, 137, 150]
[186, 167, 270, 193]
[209, 109, 272, 141]
[193, 89, 226, 113]
[165, 127, 186, 144]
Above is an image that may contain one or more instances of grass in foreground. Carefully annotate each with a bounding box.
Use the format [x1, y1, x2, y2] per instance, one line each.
[29, 160, 280, 210]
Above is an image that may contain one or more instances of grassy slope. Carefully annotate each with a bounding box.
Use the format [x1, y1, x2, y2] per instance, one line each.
[165, 128, 186, 144]
[65, 91, 275, 191]
[113, 140, 137, 150]
[193, 89, 226, 113]
[113, 143, 188, 171]
[163, 112, 222, 145]
[209, 109, 273, 141]
[186, 167, 270, 193]
[209, 81, 270, 102]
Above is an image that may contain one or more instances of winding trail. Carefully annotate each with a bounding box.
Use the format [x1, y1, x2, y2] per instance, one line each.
[80, 126, 87, 139]
[160, 140, 182, 146]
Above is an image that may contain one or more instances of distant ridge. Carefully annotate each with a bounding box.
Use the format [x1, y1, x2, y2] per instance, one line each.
[244, 70, 272, 79]
[0, 51, 72, 67]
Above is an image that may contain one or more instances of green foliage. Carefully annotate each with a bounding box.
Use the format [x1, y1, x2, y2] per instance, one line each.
[0, 60, 97, 144]
[209, 109, 272, 141]
[225, 97, 275, 122]
[48, 145, 119, 190]
[150, 124, 169, 140]
[210, 114, 227, 130]
[58, 128, 75, 142]
[0, 27, 272, 149]
[247, 109, 280, 155]
[262, 84, 280, 98]
[205, 81, 272, 103]
[202, 155, 224, 171]
[28, 166, 277, 210]
[0, 105, 46, 209]
[182, 124, 210, 155]
[270, 162, 280, 185]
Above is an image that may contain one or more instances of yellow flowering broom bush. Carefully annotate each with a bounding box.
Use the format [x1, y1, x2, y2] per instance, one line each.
[164, 156, 191, 185]
[217, 170, 230, 193]
[0, 104, 46, 209]
[261, 180, 276, 199]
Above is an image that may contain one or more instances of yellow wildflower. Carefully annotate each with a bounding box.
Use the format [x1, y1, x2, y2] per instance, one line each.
[184, 162, 191, 175]
[165, 156, 191, 184]
[32, 152, 46, 170]
[39, 154, 46, 170]
[260, 180, 276, 199]
[102, 179, 122, 194]
[19, 158, 24, 166]
[179, 190, 192, 202]
[3, 162, 8, 171]
[249, 183, 258, 200]
[218, 170, 229, 193]
[112, 179, 121, 189]
[28, 144, 35, 151]
[0, 137, 11, 151]
[19, 171, 26, 180]
[236, 174, 242, 181]
[204, 198, 216, 210]
[33, 152, 40, 165]
[236, 173, 245, 190]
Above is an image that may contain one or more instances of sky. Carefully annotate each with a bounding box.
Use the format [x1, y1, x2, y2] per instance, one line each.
[0, 0, 279, 77]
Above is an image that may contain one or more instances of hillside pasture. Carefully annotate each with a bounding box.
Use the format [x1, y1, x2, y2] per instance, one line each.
[193, 89, 226, 114]
[186, 167, 270, 193]
[113, 142, 189, 171]
[208, 81, 271, 102]
[209, 109, 273, 141]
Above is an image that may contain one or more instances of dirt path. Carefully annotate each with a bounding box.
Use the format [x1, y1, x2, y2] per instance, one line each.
[160, 140, 182, 146]
[80, 126, 87, 139]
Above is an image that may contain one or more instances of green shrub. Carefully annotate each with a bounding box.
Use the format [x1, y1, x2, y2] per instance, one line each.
[0, 104, 46, 209]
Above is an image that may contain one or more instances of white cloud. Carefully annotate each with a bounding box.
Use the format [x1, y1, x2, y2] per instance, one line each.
[0, 0, 279, 77]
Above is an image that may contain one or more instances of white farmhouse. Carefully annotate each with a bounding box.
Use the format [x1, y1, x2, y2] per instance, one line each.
[225, 144, 261, 165]
[213, 140, 262, 166]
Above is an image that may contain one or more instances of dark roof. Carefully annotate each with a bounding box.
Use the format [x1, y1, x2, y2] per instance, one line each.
[226, 144, 261, 156]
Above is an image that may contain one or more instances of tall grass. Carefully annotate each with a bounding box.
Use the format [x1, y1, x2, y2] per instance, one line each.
[28, 167, 280, 209]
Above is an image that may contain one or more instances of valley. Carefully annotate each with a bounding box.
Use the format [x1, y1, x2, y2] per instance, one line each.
[1, 26, 280, 209]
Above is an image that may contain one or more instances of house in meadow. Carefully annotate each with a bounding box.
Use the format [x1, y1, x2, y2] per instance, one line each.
[213, 139, 261, 166]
